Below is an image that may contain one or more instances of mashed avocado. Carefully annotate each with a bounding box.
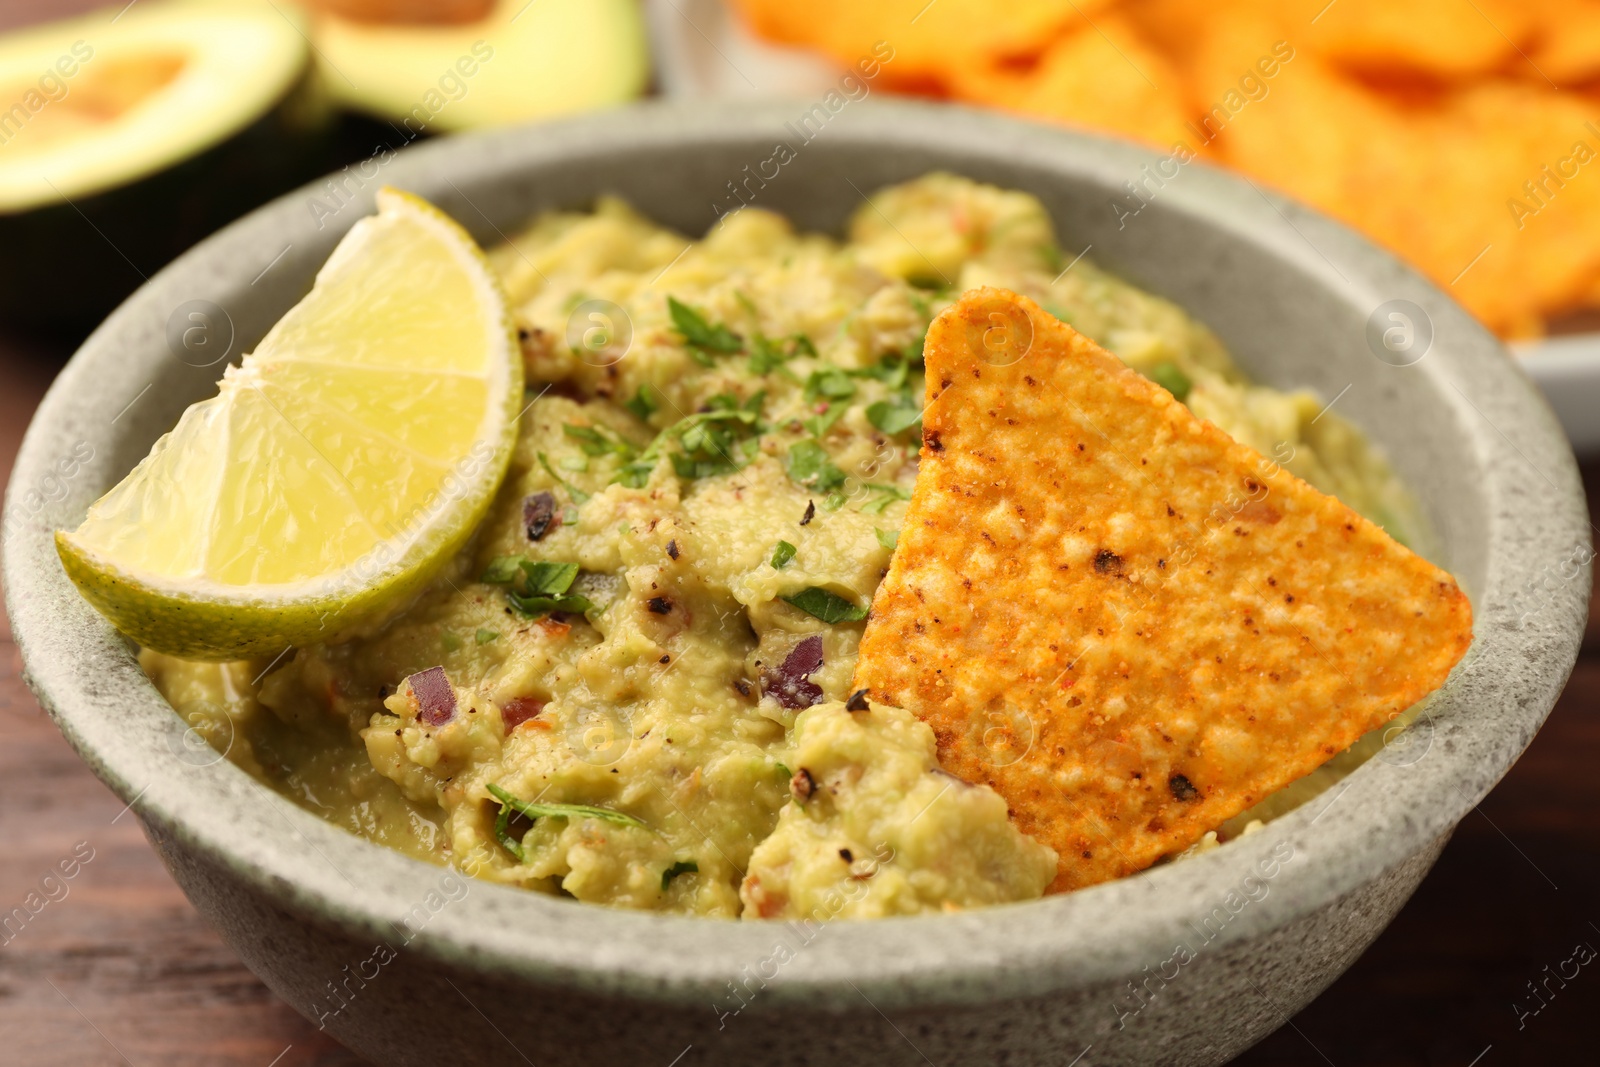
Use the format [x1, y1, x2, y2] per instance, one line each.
[141, 173, 1420, 918]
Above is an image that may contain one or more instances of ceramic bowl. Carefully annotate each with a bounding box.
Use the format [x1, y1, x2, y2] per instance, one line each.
[4, 100, 1589, 1067]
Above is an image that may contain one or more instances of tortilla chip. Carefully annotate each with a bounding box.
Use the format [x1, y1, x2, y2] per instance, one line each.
[725, 0, 1108, 89]
[949, 14, 1196, 151]
[1305, 0, 1532, 79]
[853, 289, 1473, 893]
[1531, 0, 1600, 85]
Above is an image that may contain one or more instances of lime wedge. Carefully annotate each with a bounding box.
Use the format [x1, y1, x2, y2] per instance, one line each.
[57, 188, 523, 659]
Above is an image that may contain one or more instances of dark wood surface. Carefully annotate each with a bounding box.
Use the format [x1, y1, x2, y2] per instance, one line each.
[3, 336, 1598, 1067]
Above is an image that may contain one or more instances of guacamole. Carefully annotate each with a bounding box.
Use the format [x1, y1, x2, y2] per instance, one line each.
[141, 173, 1420, 919]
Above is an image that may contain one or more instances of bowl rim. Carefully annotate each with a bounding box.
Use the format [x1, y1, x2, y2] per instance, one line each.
[3, 98, 1589, 1014]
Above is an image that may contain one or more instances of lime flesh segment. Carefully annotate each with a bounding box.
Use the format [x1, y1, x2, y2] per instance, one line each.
[56, 188, 523, 659]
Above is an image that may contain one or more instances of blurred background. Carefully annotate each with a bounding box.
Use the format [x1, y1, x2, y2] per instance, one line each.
[1, 1, 1596, 1064]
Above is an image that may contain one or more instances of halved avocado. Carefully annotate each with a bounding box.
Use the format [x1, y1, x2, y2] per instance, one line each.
[309, 0, 649, 133]
[0, 0, 334, 329]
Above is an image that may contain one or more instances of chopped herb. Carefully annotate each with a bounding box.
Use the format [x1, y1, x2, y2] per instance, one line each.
[785, 440, 848, 492]
[782, 587, 868, 624]
[875, 528, 898, 551]
[488, 782, 644, 860]
[904, 327, 927, 365]
[770, 540, 797, 569]
[748, 334, 784, 375]
[536, 451, 590, 503]
[804, 366, 856, 403]
[860, 483, 912, 515]
[1146, 361, 1193, 401]
[476, 628, 500, 645]
[749, 333, 815, 379]
[564, 422, 636, 460]
[614, 456, 658, 489]
[1040, 243, 1066, 273]
[668, 296, 742, 361]
[1043, 303, 1075, 326]
[624, 383, 660, 422]
[849, 354, 911, 388]
[484, 557, 594, 618]
[660, 859, 699, 890]
[734, 289, 760, 317]
[624, 394, 765, 485]
[559, 455, 588, 473]
[774, 761, 793, 780]
[480, 556, 523, 584]
[441, 631, 462, 652]
[803, 402, 848, 437]
[866, 392, 922, 436]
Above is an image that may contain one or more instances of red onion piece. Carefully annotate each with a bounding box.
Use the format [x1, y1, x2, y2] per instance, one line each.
[524, 492, 558, 541]
[408, 666, 457, 727]
[763, 634, 825, 710]
[501, 695, 546, 730]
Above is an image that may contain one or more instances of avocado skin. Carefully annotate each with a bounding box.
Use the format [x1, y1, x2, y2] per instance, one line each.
[0, 72, 355, 335]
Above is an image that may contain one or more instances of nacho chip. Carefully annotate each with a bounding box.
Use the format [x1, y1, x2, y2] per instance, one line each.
[725, 0, 1108, 89]
[949, 14, 1195, 151]
[1530, 0, 1600, 85]
[853, 288, 1473, 893]
[1305, 0, 1532, 79]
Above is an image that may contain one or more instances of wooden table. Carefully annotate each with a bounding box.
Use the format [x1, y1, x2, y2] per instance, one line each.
[3, 330, 1597, 1066]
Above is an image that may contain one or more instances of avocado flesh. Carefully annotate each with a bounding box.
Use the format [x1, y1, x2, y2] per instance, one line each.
[0, 1, 335, 329]
[310, 0, 649, 132]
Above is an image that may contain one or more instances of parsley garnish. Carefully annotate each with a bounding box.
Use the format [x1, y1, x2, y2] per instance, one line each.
[904, 328, 926, 365]
[668, 296, 742, 363]
[782, 587, 868, 623]
[748, 333, 810, 380]
[661, 859, 699, 890]
[488, 782, 644, 861]
[621, 393, 767, 485]
[786, 440, 848, 492]
[1043, 303, 1075, 326]
[624, 384, 660, 422]
[771, 540, 797, 569]
[481, 558, 594, 618]
[564, 422, 636, 460]
[804, 366, 856, 403]
[536, 451, 590, 503]
[859, 483, 912, 515]
[476, 628, 500, 645]
[803, 403, 848, 438]
[1145, 361, 1193, 401]
[849, 354, 911, 388]
[866, 392, 922, 436]
[875, 528, 898, 551]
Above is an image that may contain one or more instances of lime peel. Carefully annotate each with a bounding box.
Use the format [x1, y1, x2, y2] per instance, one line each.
[56, 187, 523, 659]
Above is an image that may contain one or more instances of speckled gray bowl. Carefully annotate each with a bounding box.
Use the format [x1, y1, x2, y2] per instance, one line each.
[4, 100, 1590, 1067]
